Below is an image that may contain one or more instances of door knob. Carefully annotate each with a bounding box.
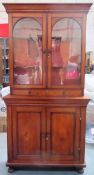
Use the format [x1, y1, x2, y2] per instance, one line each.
[46, 136, 48, 141]
[45, 133, 49, 141]
[48, 50, 52, 58]
[48, 53, 51, 58]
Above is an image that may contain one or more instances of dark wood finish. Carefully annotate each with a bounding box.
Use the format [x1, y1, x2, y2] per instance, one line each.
[9, 13, 47, 89]
[4, 96, 89, 169]
[3, 3, 92, 96]
[47, 107, 80, 160]
[3, 3, 92, 13]
[12, 106, 45, 158]
[11, 89, 82, 97]
[48, 13, 84, 89]
[3, 3, 92, 173]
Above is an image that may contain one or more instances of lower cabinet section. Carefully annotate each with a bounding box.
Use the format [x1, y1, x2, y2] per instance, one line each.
[6, 102, 87, 169]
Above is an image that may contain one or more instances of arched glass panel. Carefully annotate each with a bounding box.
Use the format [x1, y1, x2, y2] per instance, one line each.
[52, 18, 81, 86]
[13, 18, 42, 85]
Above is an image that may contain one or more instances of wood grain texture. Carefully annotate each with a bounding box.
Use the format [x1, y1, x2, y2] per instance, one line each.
[3, 3, 92, 96]
[3, 3, 91, 172]
[3, 3, 92, 13]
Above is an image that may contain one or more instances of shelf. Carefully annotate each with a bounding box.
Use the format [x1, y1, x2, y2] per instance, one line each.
[0, 38, 9, 85]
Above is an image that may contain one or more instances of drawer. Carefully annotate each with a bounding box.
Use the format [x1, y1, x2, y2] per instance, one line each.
[12, 89, 82, 97]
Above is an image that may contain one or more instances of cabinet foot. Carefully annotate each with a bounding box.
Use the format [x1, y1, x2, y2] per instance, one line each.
[8, 167, 15, 173]
[76, 167, 84, 174]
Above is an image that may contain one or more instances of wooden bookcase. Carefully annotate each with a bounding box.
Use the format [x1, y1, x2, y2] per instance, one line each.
[3, 3, 92, 173]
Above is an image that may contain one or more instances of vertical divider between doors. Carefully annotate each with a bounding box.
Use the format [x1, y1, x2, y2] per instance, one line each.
[43, 14, 47, 88]
[48, 14, 52, 88]
[46, 108, 51, 155]
[41, 107, 46, 156]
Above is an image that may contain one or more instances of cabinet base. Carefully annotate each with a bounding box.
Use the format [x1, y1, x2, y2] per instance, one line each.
[7, 162, 85, 173]
[8, 167, 15, 173]
[76, 167, 84, 174]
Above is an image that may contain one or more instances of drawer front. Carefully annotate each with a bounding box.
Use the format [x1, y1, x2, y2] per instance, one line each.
[12, 89, 82, 97]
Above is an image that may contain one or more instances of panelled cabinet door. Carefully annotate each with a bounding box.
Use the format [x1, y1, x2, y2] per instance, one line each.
[47, 107, 81, 161]
[12, 14, 46, 88]
[48, 13, 82, 88]
[12, 106, 45, 161]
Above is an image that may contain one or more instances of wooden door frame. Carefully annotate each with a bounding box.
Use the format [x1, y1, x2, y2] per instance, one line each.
[47, 13, 85, 89]
[9, 13, 47, 90]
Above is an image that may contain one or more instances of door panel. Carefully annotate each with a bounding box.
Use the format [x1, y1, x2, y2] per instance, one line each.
[48, 14, 82, 88]
[12, 106, 46, 160]
[47, 107, 80, 161]
[12, 14, 46, 88]
[51, 113, 74, 155]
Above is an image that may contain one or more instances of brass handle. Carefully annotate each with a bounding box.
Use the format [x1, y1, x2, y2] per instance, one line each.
[48, 53, 51, 58]
[41, 133, 50, 141]
[43, 49, 52, 57]
[46, 136, 48, 141]
[48, 50, 52, 58]
[45, 133, 50, 141]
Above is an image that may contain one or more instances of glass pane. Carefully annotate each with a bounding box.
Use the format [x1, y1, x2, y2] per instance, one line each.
[52, 18, 81, 86]
[13, 18, 42, 85]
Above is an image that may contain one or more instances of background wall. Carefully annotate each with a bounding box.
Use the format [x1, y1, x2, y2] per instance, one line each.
[0, 0, 94, 55]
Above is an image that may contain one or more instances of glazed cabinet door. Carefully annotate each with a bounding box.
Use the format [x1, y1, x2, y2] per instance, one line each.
[12, 106, 45, 161]
[48, 13, 83, 89]
[11, 13, 46, 88]
[47, 107, 81, 161]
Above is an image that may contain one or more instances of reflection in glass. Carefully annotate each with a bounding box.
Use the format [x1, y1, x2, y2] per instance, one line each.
[52, 18, 81, 85]
[13, 18, 42, 85]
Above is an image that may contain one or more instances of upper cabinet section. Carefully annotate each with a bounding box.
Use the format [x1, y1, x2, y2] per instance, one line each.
[3, 3, 92, 95]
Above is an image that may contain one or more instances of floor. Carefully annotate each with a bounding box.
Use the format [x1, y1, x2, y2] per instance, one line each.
[0, 133, 94, 175]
